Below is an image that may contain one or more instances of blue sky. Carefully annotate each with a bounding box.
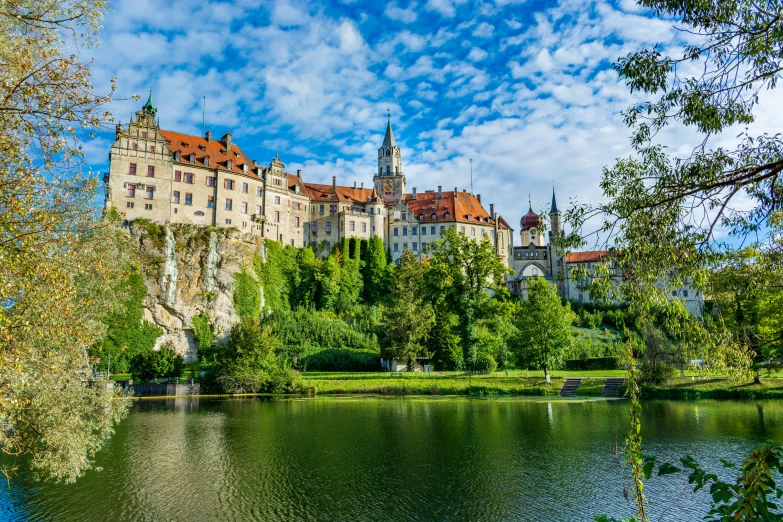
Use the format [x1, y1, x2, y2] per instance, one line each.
[80, 0, 783, 239]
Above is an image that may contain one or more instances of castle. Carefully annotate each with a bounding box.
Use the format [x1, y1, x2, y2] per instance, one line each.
[104, 96, 702, 315]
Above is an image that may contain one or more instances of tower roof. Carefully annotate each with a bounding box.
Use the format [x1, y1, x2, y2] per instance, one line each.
[142, 89, 157, 115]
[382, 119, 396, 149]
[550, 188, 560, 214]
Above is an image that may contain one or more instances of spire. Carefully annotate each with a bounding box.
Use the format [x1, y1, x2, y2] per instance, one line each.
[382, 118, 396, 149]
[142, 89, 157, 116]
[550, 187, 560, 214]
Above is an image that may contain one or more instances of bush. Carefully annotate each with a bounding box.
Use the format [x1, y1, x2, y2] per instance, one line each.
[304, 347, 380, 371]
[191, 312, 213, 352]
[565, 357, 619, 371]
[640, 363, 676, 385]
[474, 353, 497, 374]
[581, 310, 604, 329]
[233, 271, 260, 319]
[129, 345, 185, 382]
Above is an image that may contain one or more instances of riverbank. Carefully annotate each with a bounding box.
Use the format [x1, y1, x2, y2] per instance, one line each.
[637, 377, 783, 400]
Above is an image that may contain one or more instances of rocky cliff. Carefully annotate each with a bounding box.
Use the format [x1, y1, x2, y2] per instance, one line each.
[129, 222, 261, 362]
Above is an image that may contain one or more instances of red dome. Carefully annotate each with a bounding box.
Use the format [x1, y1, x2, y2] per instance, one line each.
[520, 208, 543, 231]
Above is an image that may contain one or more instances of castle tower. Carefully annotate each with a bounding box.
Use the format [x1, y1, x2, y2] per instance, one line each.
[549, 188, 562, 239]
[373, 117, 405, 203]
[519, 199, 544, 246]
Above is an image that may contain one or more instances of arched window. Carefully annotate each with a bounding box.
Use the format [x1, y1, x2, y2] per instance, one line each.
[386, 165, 390, 174]
[431, 213, 436, 220]
[445, 212, 450, 219]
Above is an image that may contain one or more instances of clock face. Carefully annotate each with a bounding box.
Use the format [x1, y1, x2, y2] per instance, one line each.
[384, 181, 393, 192]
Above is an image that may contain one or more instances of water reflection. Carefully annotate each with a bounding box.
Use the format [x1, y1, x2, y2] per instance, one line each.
[2, 398, 782, 522]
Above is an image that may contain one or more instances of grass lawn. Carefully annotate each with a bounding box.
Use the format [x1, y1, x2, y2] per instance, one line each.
[574, 378, 607, 397]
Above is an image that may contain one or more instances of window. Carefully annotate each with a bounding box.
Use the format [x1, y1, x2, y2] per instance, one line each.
[132, 142, 137, 151]
[241, 202, 248, 214]
[401, 212, 407, 221]
[362, 223, 367, 233]
[242, 222, 246, 228]
[129, 163, 137, 175]
[189, 153, 196, 164]
[204, 156, 210, 167]
[295, 217, 300, 227]
[227, 160, 233, 170]
[684, 290, 689, 297]
[256, 187, 262, 197]
[142, 131, 148, 138]
[430, 226, 435, 234]
[320, 204, 325, 213]
[325, 241, 331, 251]
[431, 213, 436, 220]
[242, 182, 248, 194]
[349, 221, 355, 231]
[394, 227, 398, 236]
[225, 219, 232, 225]
[460, 226, 465, 233]
[440, 226, 445, 234]
[672, 290, 677, 297]
[273, 178, 282, 186]
[207, 196, 215, 208]
[330, 205, 336, 214]
[144, 203, 152, 210]
[422, 242, 427, 250]
[274, 196, 280, 205]
[224, 179, 235, 190]
[225, 198, 232, 210]
[145, 186, 154, 199]
[126, 185, 136, 198]
[148, 145, 155, 153]
[471, 227, 475, 236]
[311, 222, 318, 233]
[412, 227, 417, 235]
[403, 227, 408, 236]
[274, 211, 280, 222]
[174, 151, 181, 161]
[174, 171, 181, 182]
[293, 202, 301, 210]
[393, 243, 399, 252]
[291, 239, 294, 246]
[325, 222, 331, 233]
[255, 205, 261, 214]
[126, 202, 134, 208]
[173, 191, 180, 203]
[147, 166, 155, 177]
[183, 172, 192, 184]
[207, 176, 216, 187]
[412, 243, 418, 251]
[185, 193, 192, 205]
[421, 227, 427, 236]
[445, 212, 450, 219]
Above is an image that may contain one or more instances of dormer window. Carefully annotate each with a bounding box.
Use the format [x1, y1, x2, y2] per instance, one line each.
[242, 163, 248, 174]
[204, 156, 210, 167]
[189, 153, 195, 164]
[445, 212, 450, 219]
[419, 213, 424, 221]
[174, 151, 181, 161]
[227, 159, 233, 170]
[431, 213, 437, 220]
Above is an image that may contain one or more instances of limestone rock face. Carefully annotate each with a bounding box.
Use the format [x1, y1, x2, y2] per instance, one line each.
[129, 223, 260, 362]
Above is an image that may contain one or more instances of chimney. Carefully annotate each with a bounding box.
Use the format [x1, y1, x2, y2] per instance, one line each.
[222, 132, 232, 151]
[491, 204, 499, 254]
[437, 186, 442, 200]
[477, 194, 481, 204]
[361, 182, 364, 189]
[252, 159, 257, 166]
[297, 169, 301, 178]
[206, 130, 212, 142]
[412, 187, 417, 200]
[354, 181, 357, 189]
[490, 203, 494, 219]
[332, 175, 337, 193]
[454, 186, 458, 196]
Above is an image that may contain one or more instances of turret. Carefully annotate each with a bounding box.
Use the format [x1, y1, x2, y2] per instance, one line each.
[549, 187, 562, 238]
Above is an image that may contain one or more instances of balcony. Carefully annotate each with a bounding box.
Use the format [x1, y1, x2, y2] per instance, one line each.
[251, 214, 266, 223]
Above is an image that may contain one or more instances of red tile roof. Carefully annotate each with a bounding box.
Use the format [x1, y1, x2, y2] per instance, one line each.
[303, 182, 376, 204]
[159, 130, 258, 179]
[402, 190, 510, 229]
[565, 250, 610, 263]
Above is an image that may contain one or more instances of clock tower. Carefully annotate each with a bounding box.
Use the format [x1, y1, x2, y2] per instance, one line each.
[374, 117, 405, 203]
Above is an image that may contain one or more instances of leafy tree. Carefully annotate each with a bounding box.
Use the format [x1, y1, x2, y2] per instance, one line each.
[317, 255, 342, 312]
[0, 0, 139, 482]
[427, 313, 463, 370]
[378, 250, 435, 367]
[512, 277, 575, 378]
[292, 247, 318, 308]
[129, 345, 184, 382]
[91, 268, 162, 373]
[426, 227, 511, 369]
[212, 319, 280, 394]
[233, 270, 260, 319]
[191, 312, 214, 353]
[363, 235, 389, 305]
[564, 0, 783, 377]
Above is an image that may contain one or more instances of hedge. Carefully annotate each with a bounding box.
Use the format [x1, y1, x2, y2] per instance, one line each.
[564, 357, 619, 371]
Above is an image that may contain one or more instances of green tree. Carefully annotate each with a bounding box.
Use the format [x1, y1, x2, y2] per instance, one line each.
[379, 250, 435, 367]
[212, 319, 279, 394]
[363, 235, 389, 305]
[512, 277, 575, 378]
[426, 227, 511, 369]
[427, 313, 463, 370]
[317, 254, 342, 312]
[233, 270, 260, 320]
[129, 345, 184, 382]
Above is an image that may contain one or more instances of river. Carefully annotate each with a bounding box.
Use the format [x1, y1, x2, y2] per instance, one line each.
[2, 397, 782, 521]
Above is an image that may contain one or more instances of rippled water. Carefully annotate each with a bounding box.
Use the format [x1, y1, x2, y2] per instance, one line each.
[2, 397, 782, 521]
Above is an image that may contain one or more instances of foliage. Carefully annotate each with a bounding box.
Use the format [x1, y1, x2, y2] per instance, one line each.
[426, 227, 511, 369]
[565, 357, 620, 371]
[304, 348, 380, 372]
[512, 277, 575, 376]
[254, 241, 297, 314]
[90, 268, 162, 373]
[363, 235, 389, 305]
[427, 313, 463, 371]
[233, 271, 260, 320]
[473, 352, 497, 374]
[191, 312, 214, 353]
[129, 345, 184, 383]
[379, 250, 435, 365]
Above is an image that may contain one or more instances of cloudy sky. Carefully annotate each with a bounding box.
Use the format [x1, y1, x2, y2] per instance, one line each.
[81, 0, 783, 235]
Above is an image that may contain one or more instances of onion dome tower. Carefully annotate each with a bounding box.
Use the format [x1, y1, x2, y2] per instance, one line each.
[520, 198, 544, 246]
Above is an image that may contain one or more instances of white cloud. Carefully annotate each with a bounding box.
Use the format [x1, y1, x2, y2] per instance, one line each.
[384, 2, 418, 23]
[425, 0, 468, 17]
[473, 22, 495, 38]
[467, 48, 488, 61]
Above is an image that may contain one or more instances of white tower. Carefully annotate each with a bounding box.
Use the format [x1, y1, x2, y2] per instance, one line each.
[373, 117, 405, 203]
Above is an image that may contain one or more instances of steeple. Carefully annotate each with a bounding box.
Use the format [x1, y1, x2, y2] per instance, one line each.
[382, 118, 396, 149]
[142, 89, 157, 116]
[550, 187, 560, 214]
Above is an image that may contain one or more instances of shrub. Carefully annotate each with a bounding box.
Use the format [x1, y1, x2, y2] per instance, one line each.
[581, 310, 604, 329]
[129, 344, 185, 382]
[191, 312, 213, 352]
[640, 363, 676, 385]
[233, 271, 260, 319]
[305, 347, 380, 371]
[474, 353, 497, 374]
